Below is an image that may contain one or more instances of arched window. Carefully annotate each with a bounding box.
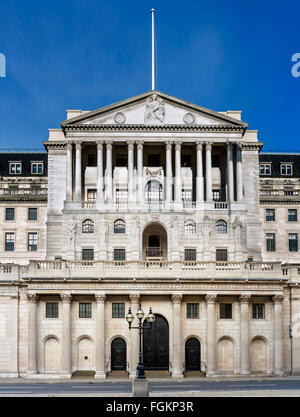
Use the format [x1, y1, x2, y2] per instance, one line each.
[145, 180, 163, 203]
[114, 219, 126, 234]
[82, 219, 94, 234]
[216, 220, 227, 235]
[185, 220, 196, 235]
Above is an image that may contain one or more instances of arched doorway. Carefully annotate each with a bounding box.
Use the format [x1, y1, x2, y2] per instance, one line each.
[111, 338, 126, 371]
[185, 338, 201, 371]
[77, 338, 94, 371]
[142, 222, 168, 259]
[250, 338, 267, 373]
[145, 180, 163, 205]
[143, 314, 169, 370]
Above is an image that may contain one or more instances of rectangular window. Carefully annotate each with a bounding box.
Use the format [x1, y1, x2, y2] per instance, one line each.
[46, 302, 58, 318]
[281, 164, 293, 176]
[82, 249, 94, 261]
[260, 164, 271, 175]
[79, 303, 92, 318]
[112, 303, 125, 318]
[252, 304, 265, 319]
[28, 233, 38, 251]
[266, 233, 276, 252]
[5, 233, 14, 251]
[5, 208, 15, 221]
[289, 233, 298, 252]
[182, 189, 192, 202]
[266, 209, 275, 222]
[87, 189, 97, 201]
[87, 154, 97, 167]
[220, 303, 232, 319]
[28, 208, 38, 221]
[212, 190, 221, 202]
[288, 209, 297, 222]
[114, 249, 126, 261]
[9, 162, 22, 175]
[184, 249, 196, 261]
[187, 303, 199, 319]
[216, 249, 228, 262]
[31, 162, 44, 174]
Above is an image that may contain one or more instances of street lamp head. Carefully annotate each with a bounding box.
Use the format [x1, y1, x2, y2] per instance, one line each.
[137, 304, 144, 320]
[146, 307, 155, 323]
[126, 307, 134, 324]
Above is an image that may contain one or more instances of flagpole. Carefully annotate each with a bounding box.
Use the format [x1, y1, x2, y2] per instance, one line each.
[151, 8, 155, 91]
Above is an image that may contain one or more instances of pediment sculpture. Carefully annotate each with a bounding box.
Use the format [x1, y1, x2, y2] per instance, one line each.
[144, 94, 165, 124]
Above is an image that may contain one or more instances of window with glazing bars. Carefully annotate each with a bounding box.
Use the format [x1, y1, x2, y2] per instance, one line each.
[266, 233, 276, 252]
[28, 233, 37, 251]
[252, 304, 265, 319]
[5, 208, 15, 221]
[289, 233, 298, 252]
[5, 233, 14, 251]
[112, 303, 125, 318]
[184, 249, 196, 261]
[288, 209, 297, 222]
[79, 303, 92, 318]
[46, 302, 58, 318]
[187, 303, 199, 319]
[266, 209, 275, 222]
[220, 303, 232, 319]
[114, 249, 126, 261]
[82, 249, 94, 261]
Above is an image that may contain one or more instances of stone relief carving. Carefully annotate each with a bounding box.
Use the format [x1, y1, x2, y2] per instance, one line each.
[233, 216, 242, 247]
[144, 94, 165, 124]
[202, 217, 212, 246]
[114, 112, 126, 124]
[67, 217, 77, 251]
[183, 112, 195, 125]
[145, 168, 163, 177]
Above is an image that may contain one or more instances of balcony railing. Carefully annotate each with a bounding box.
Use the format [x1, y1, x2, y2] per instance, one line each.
[260, 189, 300, 198]
[145, 247, 163, 258]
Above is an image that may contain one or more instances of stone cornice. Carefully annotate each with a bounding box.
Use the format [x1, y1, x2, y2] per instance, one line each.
[62, 124, 246, 134]
[43, 142, 67, 151]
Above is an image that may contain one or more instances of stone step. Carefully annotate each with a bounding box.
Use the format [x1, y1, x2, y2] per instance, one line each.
[72, 371, 96, 379]
[184, 370, 206, 378]
[107, 370, 129, 378]
[145, 370, 171, 378]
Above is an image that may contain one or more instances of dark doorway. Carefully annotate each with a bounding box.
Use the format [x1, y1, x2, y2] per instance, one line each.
[185, 338, 201, 371]
[143, 314, 169, 370]
[111, 338, 126, 371]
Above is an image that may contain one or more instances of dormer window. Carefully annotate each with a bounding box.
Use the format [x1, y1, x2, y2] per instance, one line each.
[31, 162, 44, 175]
[281, 163, 293, 176]
[260, 163, 271, 175]
[9, 162, 22, 175]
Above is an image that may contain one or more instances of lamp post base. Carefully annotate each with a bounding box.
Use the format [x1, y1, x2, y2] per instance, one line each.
[132, 379, 149, 397]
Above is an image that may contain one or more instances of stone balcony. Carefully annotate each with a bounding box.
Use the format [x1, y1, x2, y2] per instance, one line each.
[0, 260, 298, 282]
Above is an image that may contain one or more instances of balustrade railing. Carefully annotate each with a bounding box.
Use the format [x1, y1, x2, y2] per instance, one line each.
[214, 202, 228, 210]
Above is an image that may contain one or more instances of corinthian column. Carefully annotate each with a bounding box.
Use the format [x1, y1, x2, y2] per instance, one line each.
[105, 141, 113, 203]
[205, 294, 217, 375]
[172, 294, 183, 378]
[227, 141, 234, 203]
[236, 143, 243, 202]
[239, 294, 251, 374]
[27, 294, 39, 375]
[61, 293, 72, 376]
[196, 142, 204, 203]
[137, 141, 144, 204]
[129, 293, 140, 378]
[174, 142, 182, 205]
[66, 142, 73, 201]
[165, 141, 173, 204]
[273, 295, 284, 375]
[205, 142, 212, 202]
[97, 142, 104, 203]
[75, 142, 82, 202]
[127, 141, 135, 205]
[95, 293, 106, 378]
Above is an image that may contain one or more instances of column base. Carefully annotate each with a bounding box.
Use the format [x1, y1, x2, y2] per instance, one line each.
[172, 372, 184, 379]
[129, 372, 137, 379]
[273, 370, 284, 376]
[0, 372, 19, 378]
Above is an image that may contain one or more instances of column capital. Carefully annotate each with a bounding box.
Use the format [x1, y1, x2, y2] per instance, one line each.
[239, 294, 251, 304]
[175, 142, 182, 150]
[96, 141, 104, 150]
[75, 141, 82, 150]
[127, 140, 135, 149]
[105, 140, 113, 149]
[27, 293, 39, 304]
[129, 293, 140, 304]
[205, 142, 213, 151]
[137, 141, 144, 150]
[196, 142, 203, 151]
[66, 141, 73, 150]
[95, 293, 106, 304]
[172, 293, 183, 304]
[61, 293, 72, 304]
[226, 140, 233, 148]
[205, 294, 217, 304]
[165, 140, 173, 150]
[273, 295, 284, 304]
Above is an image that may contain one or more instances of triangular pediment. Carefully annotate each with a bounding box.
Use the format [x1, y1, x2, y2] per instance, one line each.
[61, 90, 247, 128]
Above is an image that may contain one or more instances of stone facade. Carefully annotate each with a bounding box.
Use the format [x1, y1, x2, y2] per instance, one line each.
[0, 91, 299, 379]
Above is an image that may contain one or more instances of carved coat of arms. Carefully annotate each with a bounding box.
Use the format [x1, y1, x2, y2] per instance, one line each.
[144, 94, 165, 124]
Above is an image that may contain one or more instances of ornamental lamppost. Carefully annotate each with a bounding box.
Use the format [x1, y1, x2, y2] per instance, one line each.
[126, 304, 155, 379]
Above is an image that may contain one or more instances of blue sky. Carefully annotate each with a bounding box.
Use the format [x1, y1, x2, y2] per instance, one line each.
[0, 0, 299, 151]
